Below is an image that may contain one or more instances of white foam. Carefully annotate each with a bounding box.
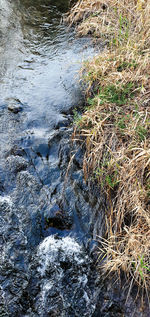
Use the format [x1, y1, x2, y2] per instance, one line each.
[37, 236, 84, 276]
[0, 195, 12, 206]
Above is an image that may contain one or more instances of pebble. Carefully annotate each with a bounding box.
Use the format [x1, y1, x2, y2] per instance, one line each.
[8, 104, 23, 114]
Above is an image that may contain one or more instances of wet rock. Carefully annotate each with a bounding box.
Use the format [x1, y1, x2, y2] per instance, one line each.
[0, 195, 12, 213]
[7, 99, 23, 114]
[8, 145, 26, 157]
[0, 286, 8, 317]
[58, 136, 72, 169]
[73, 146, 84, 168]
[14, 171, 45, 247]
[16, 171, 41, 195]
[0, 180, 4, 192]
[48, 127, 72, 149]
[8, 104, 23, 114]
[0, 197, 29, 317]
[55, 115, 71, 129]
[6, 155, 28, 173]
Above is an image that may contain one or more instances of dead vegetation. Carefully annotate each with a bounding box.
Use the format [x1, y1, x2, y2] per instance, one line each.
[68, 0, 150, 303]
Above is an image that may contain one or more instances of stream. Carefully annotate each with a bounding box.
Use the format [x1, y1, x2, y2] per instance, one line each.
[0, 0, 100, 316]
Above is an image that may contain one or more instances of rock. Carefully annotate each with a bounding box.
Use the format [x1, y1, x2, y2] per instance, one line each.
[8, 145, 26, 157]
[6, 155, 28, 173]
[0, 196, 29, 317]
[8, 104, 23, 114]
[73, 146, 84, 168]
[55, 116, 70, 129]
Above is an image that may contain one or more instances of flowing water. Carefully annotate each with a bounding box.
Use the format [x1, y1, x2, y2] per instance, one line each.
[0, 1, 100, 316]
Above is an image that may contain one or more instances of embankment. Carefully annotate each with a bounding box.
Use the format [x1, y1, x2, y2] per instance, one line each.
[67, 0, 150, 314]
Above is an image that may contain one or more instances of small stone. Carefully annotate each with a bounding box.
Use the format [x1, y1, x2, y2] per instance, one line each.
[8, 104, 23, 114]
[55, 116, 70, 129]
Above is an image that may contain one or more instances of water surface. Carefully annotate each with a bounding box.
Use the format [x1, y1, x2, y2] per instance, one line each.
[0, 1, 97, 315]
[0, 0, 94, 129]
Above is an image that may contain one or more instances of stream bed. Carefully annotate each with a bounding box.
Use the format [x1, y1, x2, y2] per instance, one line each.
[0, 0, 100, 315]
[0, 1, 148, 316]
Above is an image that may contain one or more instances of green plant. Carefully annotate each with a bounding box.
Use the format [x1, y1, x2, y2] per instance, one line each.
[136, 125, 147, 141]
[94, 83, 134, 106]
[117, 60, 138, 72]
[73, 109, 82, 125]
[132, 255, 150, 281]
[117, 117, 126, 130]
[105, 172, 119, 189]
[119, 14, 129, 43]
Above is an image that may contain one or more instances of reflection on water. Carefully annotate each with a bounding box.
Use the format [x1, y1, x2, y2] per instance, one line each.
[0, 0, 94, 127]
[0, 4, 98, 315]
[0, 0, 96, 188]
[0, 0, 69, 92]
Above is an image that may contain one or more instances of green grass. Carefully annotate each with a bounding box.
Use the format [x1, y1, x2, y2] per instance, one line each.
[87, 83, 134, 107]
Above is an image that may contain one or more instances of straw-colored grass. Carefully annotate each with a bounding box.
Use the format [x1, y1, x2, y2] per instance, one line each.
[66, 0, 150, 49]
[68, 0, 150, 304]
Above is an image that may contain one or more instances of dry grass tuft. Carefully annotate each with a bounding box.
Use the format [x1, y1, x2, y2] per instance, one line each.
[66, 0, 150, 49]
[70, 0, 150, 303]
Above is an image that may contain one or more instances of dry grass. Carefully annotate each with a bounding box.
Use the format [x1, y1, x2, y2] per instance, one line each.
[69, 0, 150, 303]
[66, 0, 150, 48]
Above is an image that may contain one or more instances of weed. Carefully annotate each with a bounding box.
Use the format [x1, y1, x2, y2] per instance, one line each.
[131, 254, 150, 291]
[117, 117, 126, 130]
[73, 109, 82, 125]
[136, 125, 147, 141]
[117, 60, 138, 72]
[105, 172, 120, 190]
[99, 83, 134, 105]
[68, 0, 150, 305]
[118, 14, 129, 43]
